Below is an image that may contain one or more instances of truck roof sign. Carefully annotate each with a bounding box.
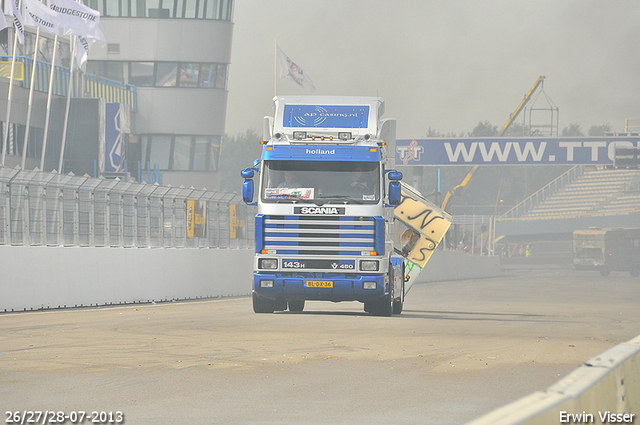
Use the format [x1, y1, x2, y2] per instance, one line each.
[283, 105, 370, 129]
[263, 145, 381, 162]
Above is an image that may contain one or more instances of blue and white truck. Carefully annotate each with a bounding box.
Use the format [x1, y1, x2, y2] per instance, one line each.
[241, 96, 451, 315]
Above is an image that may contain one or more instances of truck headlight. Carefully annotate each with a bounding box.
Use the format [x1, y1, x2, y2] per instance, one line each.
[259, 258, 278, 269]
[363, 281, 377, 290]
[260, 280, 275, 288]
[360, 260, 379, 271]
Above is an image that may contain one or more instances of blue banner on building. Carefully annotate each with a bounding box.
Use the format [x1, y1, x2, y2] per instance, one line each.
[283, 105, 369, 128]
[104, 103, 130, 173]
[395, 137, 640, 166]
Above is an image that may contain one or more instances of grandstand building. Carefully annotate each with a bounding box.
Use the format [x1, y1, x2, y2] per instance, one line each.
[0, 0, 234, 190]
[86, 0, 233, 189]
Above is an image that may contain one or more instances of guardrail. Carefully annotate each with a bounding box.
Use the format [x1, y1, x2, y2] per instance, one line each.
[466, 334, 640, 425]
[0, 166, 253, 249]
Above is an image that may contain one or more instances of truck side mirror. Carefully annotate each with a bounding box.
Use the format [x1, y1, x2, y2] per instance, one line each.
[387, 171, 402, 181]
[243, 179, 255, 204]
[386, 170, 402, 206]
[241, 167, 258, 205]
[388, 181, 401, 206]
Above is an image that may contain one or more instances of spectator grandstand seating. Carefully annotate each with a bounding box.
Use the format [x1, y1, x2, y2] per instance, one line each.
[517, 167, 640, 219]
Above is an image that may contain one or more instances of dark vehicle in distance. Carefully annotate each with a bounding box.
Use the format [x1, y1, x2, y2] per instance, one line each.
[573, 228, 640, 277]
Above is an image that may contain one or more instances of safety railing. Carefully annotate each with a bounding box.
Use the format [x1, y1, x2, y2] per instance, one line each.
[0, 56, 138, 112]
[0, 166, 252, 248]
[498, 165, 584, 221]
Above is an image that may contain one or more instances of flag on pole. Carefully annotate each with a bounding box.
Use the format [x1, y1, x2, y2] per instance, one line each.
[24, 0, 60, 35]
[74, 27, 104, 71]
[0, 7, 8, 32]
[276, 45, 316, 92]
[4, 0, 25, 44]
[48, 0, 101, 40]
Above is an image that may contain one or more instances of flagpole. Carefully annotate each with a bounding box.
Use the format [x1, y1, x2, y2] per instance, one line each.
[22, 26, 40, 169]
[1, 3, 22, 167]
[40, 34, 58, 171]
[274, 40, 277, 96]
[58, 35, 75, 173]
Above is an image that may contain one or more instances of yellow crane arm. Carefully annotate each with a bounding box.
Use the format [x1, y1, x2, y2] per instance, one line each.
[440, 165, 479, 212]
[498, 76, 545, 136]
[440, 76, 545, 212]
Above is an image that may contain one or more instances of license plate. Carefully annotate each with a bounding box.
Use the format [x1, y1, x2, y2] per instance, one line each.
[306, 280, 333, 288]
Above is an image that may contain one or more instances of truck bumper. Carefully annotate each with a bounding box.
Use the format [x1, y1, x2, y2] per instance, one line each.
[253, 273, 387, 303]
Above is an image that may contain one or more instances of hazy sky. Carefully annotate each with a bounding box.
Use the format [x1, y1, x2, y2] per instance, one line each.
[225, 0, 640, 139]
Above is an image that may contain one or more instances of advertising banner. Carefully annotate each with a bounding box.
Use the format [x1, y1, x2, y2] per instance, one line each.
[187, 200, 206, 238]
[395, 137, 640, 166]
[283, 105, 370, 128]
[104, 103, 130, 173]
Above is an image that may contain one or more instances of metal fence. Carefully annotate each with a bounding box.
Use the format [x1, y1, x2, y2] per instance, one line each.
[0, 166, 253, 248]
[443, 215, 496, 256]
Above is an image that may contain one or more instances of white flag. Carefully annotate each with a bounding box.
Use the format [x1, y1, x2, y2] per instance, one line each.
[74, 25, 104, 71]
[48, 0, 101, 40]
[276, 46, 316, 92]
[0, 7, 8, 32]
[75, 35, 90, 71]
[4, 0, 25, 44]
[24, 0, 60, 35]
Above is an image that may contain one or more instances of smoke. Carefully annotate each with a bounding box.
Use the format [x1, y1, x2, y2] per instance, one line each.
[226, 0, 640, 138]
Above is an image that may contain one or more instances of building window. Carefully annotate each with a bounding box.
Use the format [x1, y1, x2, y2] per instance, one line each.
[140, 134, 220, 171]
[89, 60, 228, 89]
[148, 134, 171, 169]
[155, 62, 178, 87]
[172, 135, 191, 170]
[179, 63, 199, 87]
[95, 0, 232, 19]
[130, 62, 154, 86]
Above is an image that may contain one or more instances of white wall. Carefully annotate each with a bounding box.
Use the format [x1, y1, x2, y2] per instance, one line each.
[0, 246, 254, 312]
[0, 247, 499, 312]
[419, 250, 501, 282]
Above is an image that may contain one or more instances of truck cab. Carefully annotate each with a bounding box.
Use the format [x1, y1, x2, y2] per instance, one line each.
[241, 96, 405, 315]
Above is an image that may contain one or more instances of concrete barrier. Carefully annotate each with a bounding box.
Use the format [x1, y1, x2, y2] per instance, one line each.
[466, 335, 640, 425]
[419, 250, 501, 282]
[0, 247, 500, 312]
[0, 246, 254, 312]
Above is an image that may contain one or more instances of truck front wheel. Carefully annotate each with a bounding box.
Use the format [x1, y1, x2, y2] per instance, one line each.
[253, 292, 275, 313]
[368, 284, 394, 317]
[288, 300, 305, 312]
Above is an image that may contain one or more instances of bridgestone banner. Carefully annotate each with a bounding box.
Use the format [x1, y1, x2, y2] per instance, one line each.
[395, 137, 640, 166]
[5, 0, 25, 44]
[47, 0, 102, 41]
[25, 0, 60, 35]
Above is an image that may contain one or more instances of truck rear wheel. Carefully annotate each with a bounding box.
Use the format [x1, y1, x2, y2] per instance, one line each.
[252, 293, 275, 313]
[393, 282, 404, 314]
[288, 300, 305, 312]
[631, 265, 640, 278]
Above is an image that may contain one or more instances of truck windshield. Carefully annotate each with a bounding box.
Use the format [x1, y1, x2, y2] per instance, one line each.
[261, 160, 380, 204]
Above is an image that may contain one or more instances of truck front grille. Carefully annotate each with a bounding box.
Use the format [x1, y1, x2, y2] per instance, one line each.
[263, 215, 376, 256]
